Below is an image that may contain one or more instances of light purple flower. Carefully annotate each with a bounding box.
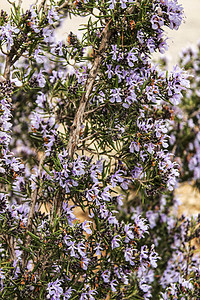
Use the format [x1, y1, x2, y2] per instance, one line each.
[111, 235, 121, 249]
[37, 70, 46, 87]
[47, 8, 59, 25]
[82, 221, 92, 235]
[110, 279, 118, 292]
[94, 243, 103, 256]
[110, 88, 122, 103]
[47, 279, 63, 300]
[102, 270, 111, 283]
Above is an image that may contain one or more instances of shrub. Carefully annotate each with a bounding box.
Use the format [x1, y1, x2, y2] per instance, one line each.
[0, 0, 199, 299]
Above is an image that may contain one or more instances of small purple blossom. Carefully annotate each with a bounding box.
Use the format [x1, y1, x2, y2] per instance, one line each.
[37, 70, 46, 87]
[47, 279, 63, 300]
[82, 221, 92, 235]
[110, 88, 122, 103]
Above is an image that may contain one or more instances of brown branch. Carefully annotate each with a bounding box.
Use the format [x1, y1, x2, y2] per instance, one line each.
[5, 234, 17, 262]
[191, 107, 200, 118]
[79, 132, 98, 143]
[67, 21, 112, 158]
[3, 41, 32, 81]
[50, 187, 63, 227]
[37, 0, 47, 12]
[84, 103, 107, 116]
[57, 0, 71, 12]
[22, 153, 46, 267]
[3, 56, 11, 81]
[26, 154, 46, 231]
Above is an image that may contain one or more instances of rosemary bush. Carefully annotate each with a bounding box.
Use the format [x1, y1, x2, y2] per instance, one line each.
[0, 0, 199, 299]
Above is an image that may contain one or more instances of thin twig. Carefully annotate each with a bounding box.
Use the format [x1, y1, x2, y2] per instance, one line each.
[84, 103, 106, 116]
[79, 132, 97, 143]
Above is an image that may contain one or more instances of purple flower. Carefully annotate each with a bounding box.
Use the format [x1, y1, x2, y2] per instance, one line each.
[81, 254, 89, 270]
[62, 203, 76, 226]
[82, 221, 92, 234]
[111, 235, 121, 249]
[0, 22, 20, 51]
[150, 15, 164, 30]
[167, 0, 184, 30]
[140, 245, 148, 262]
[115, 65, 122, 82]
[34, 48, 44, 64]
[63, 287, 73, 300]
[102, 270, 111, 283]
[147, 38, 156, 53]
[76, 241, 85, 257]
[37, 70, 46, 87]
[133, 215, 149, 238]
[109, 0, 116, 10]
[111, 170, 124, 188]
[110, 279, 118, 292]
[110, 88, 122, 103]
[47, 8, 59, 25]
[130, 141, 140, 153]
[105, 64, 113, 79]
[72, 157, 86, 176]
[124, 224, 134, 242]
[139, 281, 151, 293]
[65, 239, 77, 257]
[149, 247, 159, 268]
[127, 49, 137, 67]
[146, 211, 158, 229]
[36, 92, 46, 108]
[108, 213, 119, 225]
[124, 247, 135, 265]
[131, 164, 143, 179]
[94, 243, 103, 256]
[101, 186, 111, 202]
[80, 285, 97, 300]
[119, 0, 127, 9]
[47, 279, 63, 299]
[86, 184, 100, 204]
[110, 45, 118, 59]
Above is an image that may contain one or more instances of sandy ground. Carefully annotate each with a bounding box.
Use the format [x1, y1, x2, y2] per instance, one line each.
[1, 0, 200, 216]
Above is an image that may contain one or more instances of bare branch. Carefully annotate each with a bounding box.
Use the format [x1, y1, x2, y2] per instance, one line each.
[37, 0, 47, 13]
[191, 108, 200, 118]
[26, 153, 46, 231]
[67, 20, 112, 158]
[79, 132, 98, 143]
[5, 234, 17, 262]
[57, 0, 70, 12]
[22, 153, 46, 267]
[3, 56, 11, 80]
[84, 103, 107, 116]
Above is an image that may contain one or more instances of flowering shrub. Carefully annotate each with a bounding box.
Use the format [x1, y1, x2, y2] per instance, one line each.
[0, 0, 199, 299]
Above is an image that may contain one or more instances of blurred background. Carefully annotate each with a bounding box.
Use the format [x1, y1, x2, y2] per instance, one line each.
[1, 0, 200, 215]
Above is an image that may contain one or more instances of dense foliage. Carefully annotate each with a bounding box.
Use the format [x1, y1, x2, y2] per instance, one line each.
[0, 0, 199, 299]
